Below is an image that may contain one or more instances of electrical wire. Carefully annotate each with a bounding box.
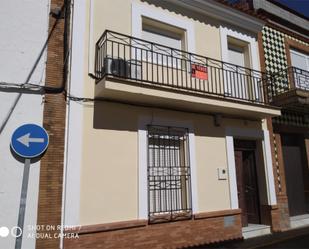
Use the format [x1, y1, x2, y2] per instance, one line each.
[0, 2, 69, 134]
[0, 81, 44, 89]
[64, 91, 95, 102]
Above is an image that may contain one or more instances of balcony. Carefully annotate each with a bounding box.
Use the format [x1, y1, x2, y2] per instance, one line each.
[269, 67, 309, 113]
[94, 30, 280, 119]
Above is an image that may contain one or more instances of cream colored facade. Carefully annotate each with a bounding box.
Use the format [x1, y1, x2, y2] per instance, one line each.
[64, 0, 280, 228]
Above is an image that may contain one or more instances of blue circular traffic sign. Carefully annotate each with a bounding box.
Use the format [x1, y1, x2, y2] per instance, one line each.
[11, 124, 49, 158]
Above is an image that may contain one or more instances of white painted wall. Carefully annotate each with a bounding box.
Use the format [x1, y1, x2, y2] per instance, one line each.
[0, 1, 50, 248]
[62, 0, 86, 227]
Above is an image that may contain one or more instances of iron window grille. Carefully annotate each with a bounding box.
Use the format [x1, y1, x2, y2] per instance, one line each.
[147, 125, 192, 223]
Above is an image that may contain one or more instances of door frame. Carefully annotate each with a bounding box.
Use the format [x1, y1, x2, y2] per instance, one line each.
[234, 141, 262, 226]
[225, 127, 277, 210]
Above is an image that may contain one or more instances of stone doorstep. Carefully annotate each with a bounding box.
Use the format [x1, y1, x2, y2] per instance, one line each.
[242, 224, 271, 239]
[290, 214, 309, 229]
[241, 215, 309, 243]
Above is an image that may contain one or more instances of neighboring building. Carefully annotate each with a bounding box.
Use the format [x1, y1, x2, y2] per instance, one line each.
[0, 0, 69, 249]
[0, 1, 50, 249]
[63, 1, 282, 248]
[243, 0, 309, 230]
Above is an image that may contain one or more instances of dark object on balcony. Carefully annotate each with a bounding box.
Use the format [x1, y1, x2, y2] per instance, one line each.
[103, 57, 128, 78]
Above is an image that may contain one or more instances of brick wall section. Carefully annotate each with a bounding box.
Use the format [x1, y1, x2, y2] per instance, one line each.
[266, 119, 290, 232]
[64, 213, 242, 249]
[258, 30, 290, 232]
[36, 0, 67, 248]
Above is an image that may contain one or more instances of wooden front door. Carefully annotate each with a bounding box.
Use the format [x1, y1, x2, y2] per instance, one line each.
[235, 148, 260, 227]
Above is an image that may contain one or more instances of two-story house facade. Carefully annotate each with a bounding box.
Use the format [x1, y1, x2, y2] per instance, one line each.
[62, 0, 282, 248]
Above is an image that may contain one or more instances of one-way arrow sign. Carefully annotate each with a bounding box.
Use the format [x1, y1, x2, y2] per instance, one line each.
[11, 124, 49, 158]
[17, 133, 45, 147]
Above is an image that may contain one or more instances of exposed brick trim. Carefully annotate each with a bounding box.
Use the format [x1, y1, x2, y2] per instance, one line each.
[272, 132, 287, 196]
[268, 133, 290, 232]
[64, 213, 242, 249]
[276, 133, 287, 195]
[194, 209, 241, 219]
[68, 209, 242, 235]
[72, 220, 148, 234]
[273, 195, 290, 231]
[266, 22, 309, 44]
[254, 27, 291, 232]
[35, 0, 68, 248]
[258, 24, 291, 233]
[260, 100, 290, 231]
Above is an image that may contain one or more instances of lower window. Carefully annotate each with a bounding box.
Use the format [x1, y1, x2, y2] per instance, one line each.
[147, 125, 192, 223]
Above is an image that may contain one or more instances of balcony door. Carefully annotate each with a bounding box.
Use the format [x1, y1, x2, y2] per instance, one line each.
[226, 41, 254, 101]
[290, 49, 309, 89]
[228, 44, 245, 68]
[141, 18, 185, 68]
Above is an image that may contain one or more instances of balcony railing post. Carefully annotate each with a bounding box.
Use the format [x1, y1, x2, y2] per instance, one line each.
[95, 42, 99, 79]
[261, 72, 269, 104]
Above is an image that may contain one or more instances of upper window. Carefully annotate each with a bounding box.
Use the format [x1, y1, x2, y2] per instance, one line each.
[228, 44, 246, 67]
[141, 18, 186, 67]
[227, 37, 251, 69]
[142, 18, 185, 51]
[132, 1, 195, 52]
[290, 49, 309, 72]
[290, 49, 309, 89]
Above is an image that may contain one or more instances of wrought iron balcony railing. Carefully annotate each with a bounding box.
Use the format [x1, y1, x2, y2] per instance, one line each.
[268, 67, 309, 99]
[95, 30, 269, 105]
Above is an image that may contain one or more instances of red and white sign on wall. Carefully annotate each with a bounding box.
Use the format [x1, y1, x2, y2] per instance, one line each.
[191, 64, 208, 80]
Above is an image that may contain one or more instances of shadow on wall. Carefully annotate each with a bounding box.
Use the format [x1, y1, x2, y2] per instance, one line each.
[93, 100, 232, 138]
[93, 100, 138, 132]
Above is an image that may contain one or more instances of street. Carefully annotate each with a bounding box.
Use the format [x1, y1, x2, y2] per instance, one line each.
[189, 227, 309, 249]
[259, 234, 309, 248]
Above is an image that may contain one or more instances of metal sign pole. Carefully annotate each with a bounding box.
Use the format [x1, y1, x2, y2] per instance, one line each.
[15, 158, 31, 249]
[11, 124, 49, 249]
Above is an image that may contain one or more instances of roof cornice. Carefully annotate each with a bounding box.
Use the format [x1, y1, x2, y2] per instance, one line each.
[168, 0, 265, 33]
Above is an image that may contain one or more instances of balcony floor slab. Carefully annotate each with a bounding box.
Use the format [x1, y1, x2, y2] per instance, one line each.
[95, 77, 281, 119]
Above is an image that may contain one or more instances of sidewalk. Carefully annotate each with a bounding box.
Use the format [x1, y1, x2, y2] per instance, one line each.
[188, 226, 309, 249]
